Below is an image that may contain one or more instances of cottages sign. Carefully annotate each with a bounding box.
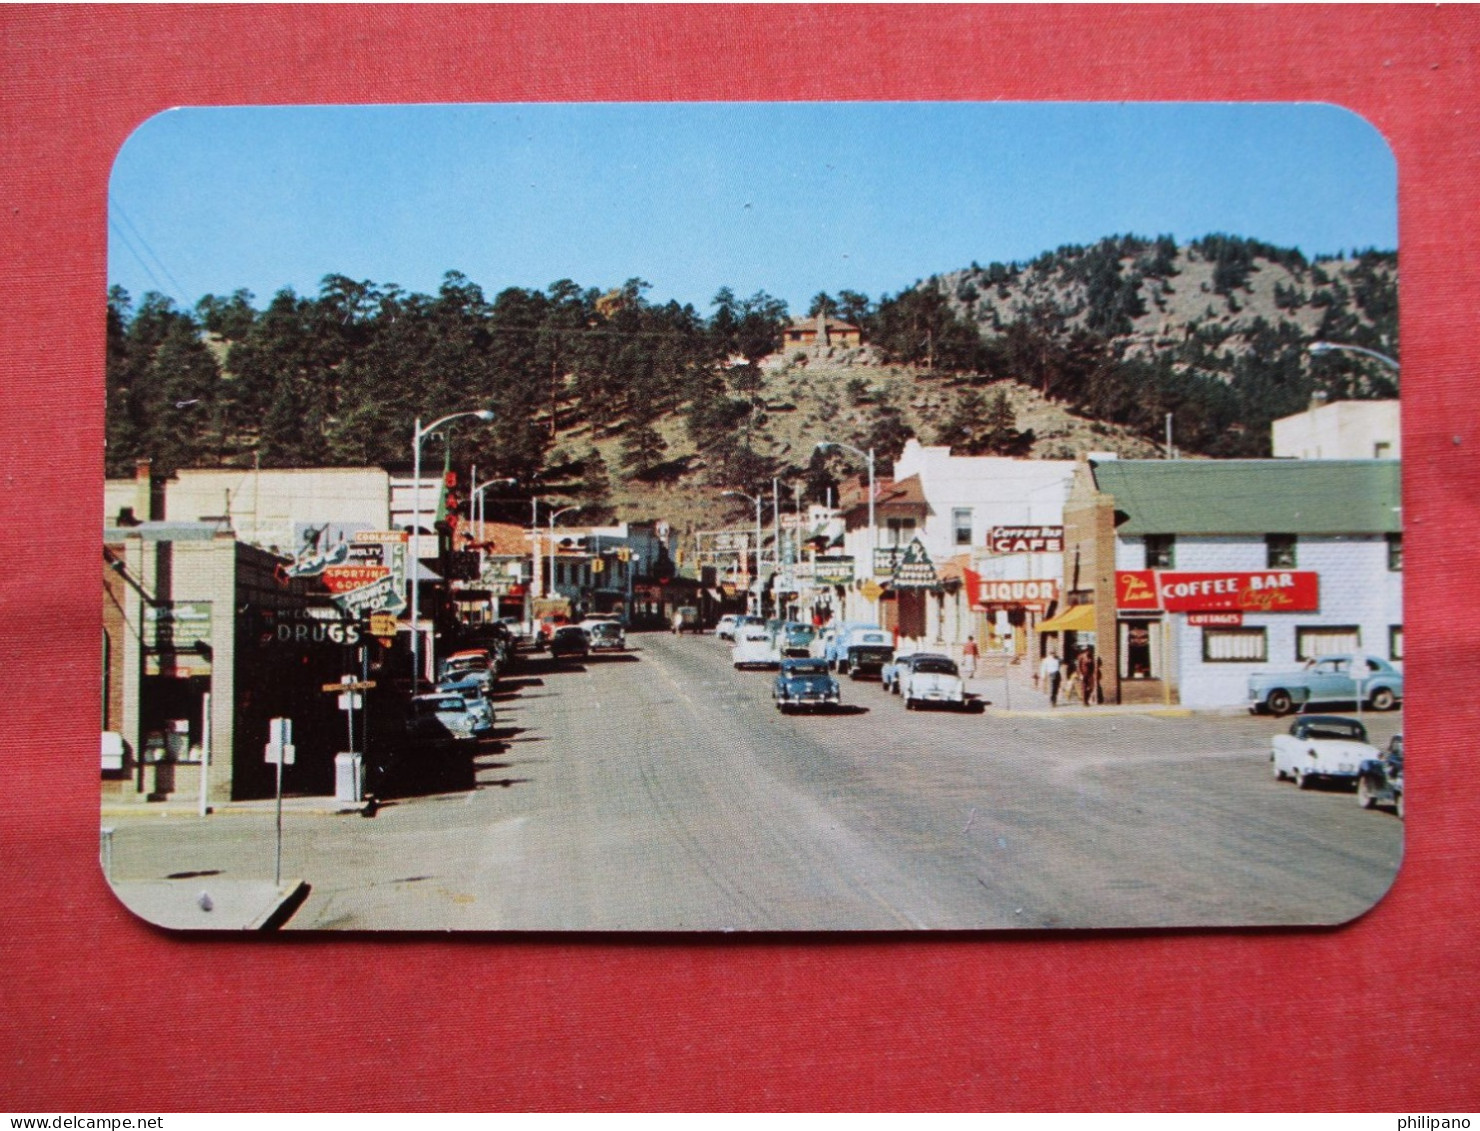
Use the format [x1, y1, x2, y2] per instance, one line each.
[1117, 570, 1320, 613]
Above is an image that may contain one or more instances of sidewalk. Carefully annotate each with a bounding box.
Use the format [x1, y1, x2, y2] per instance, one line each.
[107, 876, 309, 930]
[959, 655, 1196, 718]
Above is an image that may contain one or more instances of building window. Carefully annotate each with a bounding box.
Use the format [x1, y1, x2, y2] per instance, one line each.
[1296, 625, 1361, 661]
[886, 518, 917, 546]
[1390, 625, 1403, 661]
[1202, 627, 1268, 663]
[1119, 618, 1161, 680]
[1144, 534, 1175, 569]
[953, 508, 972, 546]
[1266, 534, 1297, 569]
[1387, 533, 1403, 571]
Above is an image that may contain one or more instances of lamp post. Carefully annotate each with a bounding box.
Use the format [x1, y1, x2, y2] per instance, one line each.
[410, 409, 494, 691]
[547, 505, 581, 603]
[815, 440, 876, 619]
[1309, 341, 1400, 372]
[722, 490, 764, 615]
[468, 477, 517, 543]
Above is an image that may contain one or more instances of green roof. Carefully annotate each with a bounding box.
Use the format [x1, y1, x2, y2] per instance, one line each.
[1090, 459, 1401, 535]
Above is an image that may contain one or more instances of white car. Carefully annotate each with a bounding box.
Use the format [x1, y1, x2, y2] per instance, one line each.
[731, 625, 779, 669]
[714, 614, 742, 641]
[899, 654, 966, 710]
[1271, 715, 1381, 789]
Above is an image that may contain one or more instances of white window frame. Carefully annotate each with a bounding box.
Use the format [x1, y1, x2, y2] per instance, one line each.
[1202, 626, 1268, 663]
[1296, 625, 1361, 661]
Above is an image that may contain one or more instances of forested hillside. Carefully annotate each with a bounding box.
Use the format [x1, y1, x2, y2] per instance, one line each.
[106, 234, 1397, 526]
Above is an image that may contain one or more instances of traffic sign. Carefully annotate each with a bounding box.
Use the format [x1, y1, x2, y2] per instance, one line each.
[321, 680, 377, 693]
[369, 612, 398, 638]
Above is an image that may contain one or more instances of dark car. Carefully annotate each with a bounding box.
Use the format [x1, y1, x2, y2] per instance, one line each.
[772, 658, 841, 713]
[548, 625, 590, 660]
[1357, 734, 1404, 817]
[840, 629, 894, 679]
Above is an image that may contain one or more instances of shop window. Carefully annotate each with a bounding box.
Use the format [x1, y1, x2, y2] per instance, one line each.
[1119, 618, 1161, 680]
[1144, 534, 1175, 569]
[1296, 625, 1361, 661]
[1266, 534, 1297, 569]
[1203, 627, 1268, 662]
[1387, 533, 1403, 572]
[1390, 625, 1403, 661]
[886, 518, 917, 547]
[952, 508, 973, 546]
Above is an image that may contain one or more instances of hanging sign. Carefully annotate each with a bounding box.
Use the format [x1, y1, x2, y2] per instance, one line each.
[891, 539, 938, 590]
[978, 579, 1058, 608]
[989, 526, 1064, 554]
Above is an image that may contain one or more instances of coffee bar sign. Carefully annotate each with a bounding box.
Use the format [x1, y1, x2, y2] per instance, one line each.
[1117, 570, 1319, 613]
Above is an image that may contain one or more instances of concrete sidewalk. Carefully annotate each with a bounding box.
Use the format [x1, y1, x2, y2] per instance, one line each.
[107, 877, 309, 930]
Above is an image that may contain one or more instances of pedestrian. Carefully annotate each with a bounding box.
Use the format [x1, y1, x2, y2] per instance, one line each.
[1076, 646, 1094, 706]
[1095, 654, 1105, 704]
[1038, 650, 1061, 707]
[961, 635, 979, 680]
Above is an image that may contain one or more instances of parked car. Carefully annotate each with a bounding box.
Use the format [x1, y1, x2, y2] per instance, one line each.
[714, 614, 742, 641]
[777, 622, 818, 659]
[840, 629, 894, 679]
[824, 623, 884, 669]
[1248, 654, 1403, 716]
[731, 624, 779, 670]
[406, 692, 482, 745]
[437, 648, 496, 691]
[548, 625, 590, 660]
[899, 654, 967, 710]
[433, 677, 496, 736]
[772, 658, 842, 713]
[1357, 734, 1404, 817]
[881, 651, 926, 694]
[583, 619, 626, 651]
[1271, 714, 1381, 789]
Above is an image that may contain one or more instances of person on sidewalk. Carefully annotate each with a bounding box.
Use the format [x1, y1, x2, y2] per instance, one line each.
[1076, 646, 1095, 706]
[961, 636, 979, 680]
[1038, 650, 1061, 707]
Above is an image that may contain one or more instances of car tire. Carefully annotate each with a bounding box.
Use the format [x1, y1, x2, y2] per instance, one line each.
[1266, 689, 1294, 716]
[1272, 757, 1286, 781]
[1357, 777, 1377, 809]
[1295, 768, 1314, 790]
[905, 696, 916, 710]
[1368, 687, 1397, 712]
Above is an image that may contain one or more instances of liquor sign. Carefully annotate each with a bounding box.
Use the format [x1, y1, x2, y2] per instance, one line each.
[1116, 570, 1320, 613]
[989, 526, 1064, 554]
[977, 579, 1058, 608]
[891, 539, 938, 590]
[814, 556, 855, 586]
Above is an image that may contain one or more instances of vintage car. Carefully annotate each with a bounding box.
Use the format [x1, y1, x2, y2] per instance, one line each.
[823, 623, 883, 669]
[437, 648, 497, 690]
[881, 651, 927, 694]
[899, 654, 967, 710]
[1247, 654, 1403, 716]
[406, 692, 483, 745]
[1357, 734, 1404, 817]
[433, 677, 496, 736]
[714, 614, 742, 641]
[777, 622, 818, 659]
[772, 658, 842, 713]
[548, 624, 590, 661]
[839, 629, 894, 679]
[583, 619, 626, 652]
[731, 624, 779, 670]
[1271, 714, 1381, 789]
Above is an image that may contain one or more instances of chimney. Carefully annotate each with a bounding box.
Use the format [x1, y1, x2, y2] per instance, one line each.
[134, 459, 158, 521]
[1309, 390, 1329, 412]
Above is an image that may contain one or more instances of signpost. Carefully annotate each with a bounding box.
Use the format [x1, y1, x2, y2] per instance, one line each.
[264, 717, 295, 886]
[323, 678, 376, 805]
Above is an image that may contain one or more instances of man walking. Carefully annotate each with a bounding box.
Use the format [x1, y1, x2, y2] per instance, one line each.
[1076, 646, 1095, 706]
[1038, 650, 1061, 707]
[961, 635, 979, 680]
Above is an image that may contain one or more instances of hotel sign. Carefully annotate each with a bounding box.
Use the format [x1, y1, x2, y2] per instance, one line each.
[989, 526, 1064, 554]
[814, 556, 855, 585]
[1117, 570, 1319, 613]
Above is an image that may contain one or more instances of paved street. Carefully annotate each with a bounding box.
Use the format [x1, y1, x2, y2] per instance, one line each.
[103, 631, 1403, 931]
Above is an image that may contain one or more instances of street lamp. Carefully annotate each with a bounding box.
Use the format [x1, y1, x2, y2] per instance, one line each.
[468, 477, 517, 542]
[547, 505, 581, 601]
[722, 490, 764, 615]
[410, 408, 494, 691]
[1309, 341, 1400, 372]
[815, 440, 876, 618]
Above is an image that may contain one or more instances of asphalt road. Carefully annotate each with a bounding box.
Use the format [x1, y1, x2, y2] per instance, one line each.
[103, 631, 1403, 932]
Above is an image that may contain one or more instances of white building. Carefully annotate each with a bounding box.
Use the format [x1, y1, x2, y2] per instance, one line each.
[1272, 397, 1400, 460]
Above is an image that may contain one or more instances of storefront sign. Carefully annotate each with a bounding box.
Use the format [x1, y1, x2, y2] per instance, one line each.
[327, 532, 408, 616]
[146, 601, 213, 651]
[989, 526, 1064, 554]
[1188, 612, 1245, 627]
[977, 579, 1058, 607]
[814, 556, 855, 585]
[1116, 570, 1319, 613]
[891, 539, 938, 589]
[873, 546, 905, 578]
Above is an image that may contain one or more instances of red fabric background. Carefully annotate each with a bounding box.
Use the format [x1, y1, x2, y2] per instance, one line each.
[2, 4, 1476, 1111]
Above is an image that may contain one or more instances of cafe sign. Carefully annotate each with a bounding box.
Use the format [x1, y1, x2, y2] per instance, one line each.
[1117, 570, 1319, 613]
[989, 526, 1064, 554]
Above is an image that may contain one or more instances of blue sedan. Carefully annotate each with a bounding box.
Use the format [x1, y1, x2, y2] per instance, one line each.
[773, 658, 842, 713]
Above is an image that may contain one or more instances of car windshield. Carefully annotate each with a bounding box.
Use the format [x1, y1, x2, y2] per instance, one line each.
[913, 658, 959, 675]
[416, 697, 466, 714]
[1302, 721, 1366, 741]
[786, 662, 828, 675]
[857, 633, 888, 645]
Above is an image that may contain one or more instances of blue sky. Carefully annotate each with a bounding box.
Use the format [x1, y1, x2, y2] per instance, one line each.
[108, 102, 1397, 315]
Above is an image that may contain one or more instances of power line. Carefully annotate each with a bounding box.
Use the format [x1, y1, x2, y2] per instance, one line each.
[109, 196, 193, 305]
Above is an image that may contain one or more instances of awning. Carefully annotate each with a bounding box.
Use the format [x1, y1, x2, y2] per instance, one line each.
[1036, 603, 1096, 633]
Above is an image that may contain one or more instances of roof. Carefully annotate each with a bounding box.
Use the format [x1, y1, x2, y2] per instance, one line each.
[1089, 459, 1401, 535]
[838, 474, 931, 524]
